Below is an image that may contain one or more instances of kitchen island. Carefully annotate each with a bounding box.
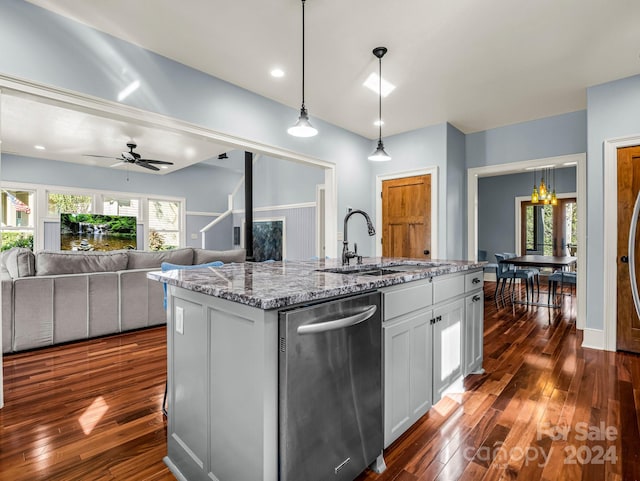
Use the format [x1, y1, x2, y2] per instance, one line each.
[148, 257, 485, 481]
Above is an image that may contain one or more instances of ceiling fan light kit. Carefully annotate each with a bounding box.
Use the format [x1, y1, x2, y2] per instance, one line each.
[368, 46, 391, 161]
[288, 0, 317, 138]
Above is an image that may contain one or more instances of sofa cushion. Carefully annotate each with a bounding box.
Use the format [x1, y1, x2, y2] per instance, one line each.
[3, 248, 36, 278]
[126, 248, 194, 269]
[193, 248, 245, 264]
[36, 250, 129, 276]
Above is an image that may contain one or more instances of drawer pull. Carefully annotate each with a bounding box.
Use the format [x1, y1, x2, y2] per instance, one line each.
[472, 295, 481, 302]
[472, 277, 481, 284]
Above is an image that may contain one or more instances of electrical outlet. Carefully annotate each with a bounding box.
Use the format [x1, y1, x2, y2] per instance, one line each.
[191, 233, 198, 240]
[175, 306, 184, 334]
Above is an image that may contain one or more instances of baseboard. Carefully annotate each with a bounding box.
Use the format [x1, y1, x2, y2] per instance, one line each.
[581, 328, 605, 351]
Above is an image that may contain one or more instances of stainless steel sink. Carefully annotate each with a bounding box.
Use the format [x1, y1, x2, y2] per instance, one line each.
[318, 262, 452, 276]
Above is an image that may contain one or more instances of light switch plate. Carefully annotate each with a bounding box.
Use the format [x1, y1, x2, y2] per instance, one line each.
[175, 306, 184, 334]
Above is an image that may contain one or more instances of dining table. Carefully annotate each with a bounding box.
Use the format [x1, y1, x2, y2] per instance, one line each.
[498, 255, 577, 307]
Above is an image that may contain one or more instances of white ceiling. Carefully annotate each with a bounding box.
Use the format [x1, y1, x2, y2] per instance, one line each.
[1, 94, 232, 174]
[23, 0, 640, 139]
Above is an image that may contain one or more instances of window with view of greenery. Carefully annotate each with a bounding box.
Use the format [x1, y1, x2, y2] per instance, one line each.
[103, 197, 139, 217]
[2, 189, 35, 250]
[148, 200, 179, 251]
[525, 201, 577, 256]
[48, 193, 92, 215]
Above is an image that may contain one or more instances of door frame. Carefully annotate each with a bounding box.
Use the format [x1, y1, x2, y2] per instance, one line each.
[603, 135, 640, 351]
[375, 167, 439, 258]
[514, 192, 577, 256]
[467, 153, 586, 330]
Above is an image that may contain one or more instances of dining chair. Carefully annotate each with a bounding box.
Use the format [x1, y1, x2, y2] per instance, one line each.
[503, 252, 540, 297]
[495, 253, 534, 303]
[547, 270, 577, 304]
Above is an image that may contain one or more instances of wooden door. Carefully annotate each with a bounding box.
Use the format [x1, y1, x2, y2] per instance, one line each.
[382, 175, 431, 258]
[617, 145, 640, 353]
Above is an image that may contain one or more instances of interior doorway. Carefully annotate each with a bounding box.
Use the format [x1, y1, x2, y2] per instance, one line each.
[375, 167, 439, 258]
[381, 174, 432, 258]
[616, 145, 640, 353]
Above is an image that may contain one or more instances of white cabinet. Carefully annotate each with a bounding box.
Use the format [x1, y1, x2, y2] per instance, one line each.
[381, 268, 484, 447]
[431, 298, 465, 403]
[383, 309, 432, 447]
[464, 292, 484, 375]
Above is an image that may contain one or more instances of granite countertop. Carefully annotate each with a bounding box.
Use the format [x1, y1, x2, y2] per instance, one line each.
[147, 257, 486, 310]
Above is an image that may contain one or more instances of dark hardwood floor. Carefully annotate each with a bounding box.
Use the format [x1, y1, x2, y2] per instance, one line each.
[1, 283, 639, 480]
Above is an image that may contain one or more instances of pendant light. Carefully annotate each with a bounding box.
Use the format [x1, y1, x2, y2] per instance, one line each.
[531, 168, 539, 203]
[288, 0, 317, 137]
[368, 47, 391, 161]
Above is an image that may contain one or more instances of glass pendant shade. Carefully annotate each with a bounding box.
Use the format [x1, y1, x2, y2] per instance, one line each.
[551, 190, 558, 205]
[288, 107, 317, 137]
[531, 186, 539, 203]
[368, 140, 391, 161]
[539, 178, 547, 198]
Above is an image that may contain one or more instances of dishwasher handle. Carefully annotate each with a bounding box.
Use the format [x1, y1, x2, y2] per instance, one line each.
[297, 305, 377, 335]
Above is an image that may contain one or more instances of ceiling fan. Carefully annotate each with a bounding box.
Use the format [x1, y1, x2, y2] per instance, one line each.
[84, 142, 174, 171]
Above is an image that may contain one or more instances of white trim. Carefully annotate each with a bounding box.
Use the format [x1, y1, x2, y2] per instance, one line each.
[232, 202, 316, 214]
[467, 153, 587, 330]
[316, 185, 326, 259]
[582, 328, 605, 351]
[603, 134, 640, 351]
[375, 167, 439, 258]
[514, 192, 577, 256]
[187, 211, 226, 217]
[0, 74, 338, 259]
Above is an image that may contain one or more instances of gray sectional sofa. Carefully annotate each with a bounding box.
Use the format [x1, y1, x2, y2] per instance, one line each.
[1, 247, 245, 353]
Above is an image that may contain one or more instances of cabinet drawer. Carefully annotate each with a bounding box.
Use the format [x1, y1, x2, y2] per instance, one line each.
[433, 275, 465, 304]
[465, 270, 484, 292]
[383, 281, 433, 320]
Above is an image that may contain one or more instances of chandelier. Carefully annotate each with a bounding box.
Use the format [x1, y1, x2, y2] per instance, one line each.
[531, 167, 557, 205]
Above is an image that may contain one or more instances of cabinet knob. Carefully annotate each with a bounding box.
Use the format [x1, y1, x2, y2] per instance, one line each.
[472, 295, 481, 302]
[472, 277, 481, 284]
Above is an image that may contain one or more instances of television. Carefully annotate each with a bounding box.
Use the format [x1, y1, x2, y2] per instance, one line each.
[60, 213, 137, 251]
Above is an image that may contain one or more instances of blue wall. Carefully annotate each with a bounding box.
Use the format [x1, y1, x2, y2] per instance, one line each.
[478, 167, 577, 264]
[466, 110, 587, 168]
[586, 74, 640, 330]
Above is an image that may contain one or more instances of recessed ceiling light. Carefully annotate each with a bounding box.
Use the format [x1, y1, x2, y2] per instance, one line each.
[270, 68, 285, 78]
[363, 73, 395, 97]
[34, 145, 46, 150]
[563, 161, 578, 166]
[160, 165, 169, 169]
[374, 119, 384, 126]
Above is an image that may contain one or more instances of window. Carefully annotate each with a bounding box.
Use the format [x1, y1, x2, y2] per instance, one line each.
[1, 189, 35, 250]
[148, 199, 180, 251]
[48, 193, 92, 215]
[103, 197, 139, 217]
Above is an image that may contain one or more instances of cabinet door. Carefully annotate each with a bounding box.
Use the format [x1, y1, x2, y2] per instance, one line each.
[432, 298, 464, 403]
[464, 293, 484, 375]
[383, 309, 432, 447]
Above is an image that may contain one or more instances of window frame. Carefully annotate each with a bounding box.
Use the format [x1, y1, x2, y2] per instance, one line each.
[1, 181, 185, 251]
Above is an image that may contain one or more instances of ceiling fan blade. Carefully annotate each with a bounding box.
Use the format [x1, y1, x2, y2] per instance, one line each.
[83, 154, 120, 160]
[136, 161, 160, 171]
[110, 161, 127, 168]
[139, 159, 174, 165]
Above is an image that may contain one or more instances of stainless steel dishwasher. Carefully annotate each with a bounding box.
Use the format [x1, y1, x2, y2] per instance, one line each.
[279, 291, 385, 481]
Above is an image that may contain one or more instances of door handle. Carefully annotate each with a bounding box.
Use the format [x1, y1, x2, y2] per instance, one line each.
[297, 305, 377, 335]
[423, 250, 430, 256]
[629, 189, 640, 321]
[621, 256, 629, 263]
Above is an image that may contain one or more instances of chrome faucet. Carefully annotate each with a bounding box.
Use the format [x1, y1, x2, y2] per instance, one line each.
[342, 209, 376, 265]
